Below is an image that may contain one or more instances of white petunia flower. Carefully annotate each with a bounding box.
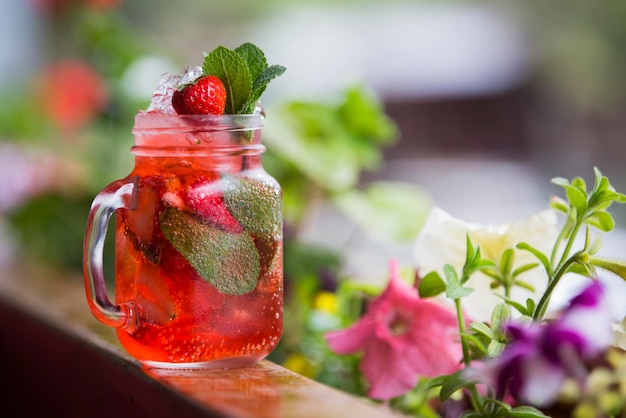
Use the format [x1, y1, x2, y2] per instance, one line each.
[614, 317, 626, 350]
[413, 207, 559, 322]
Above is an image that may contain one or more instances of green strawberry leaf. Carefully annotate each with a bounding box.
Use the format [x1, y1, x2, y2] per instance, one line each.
[235, 42, 267, 81]
[160, 207, 260, 295]
[203, 46, 252, 114]
[221, 174, 282, 239]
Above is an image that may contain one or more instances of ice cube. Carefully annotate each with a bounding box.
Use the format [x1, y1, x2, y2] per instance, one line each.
[143, 66, 203, 115]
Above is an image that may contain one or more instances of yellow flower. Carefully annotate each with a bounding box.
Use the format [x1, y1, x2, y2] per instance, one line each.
[283, 353, 316, 378]
[413, 207, 558, 322]
[314, 291, 338, 315]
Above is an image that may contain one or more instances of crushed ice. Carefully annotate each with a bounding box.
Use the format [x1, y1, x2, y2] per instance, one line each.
[143, 66, 202, 114]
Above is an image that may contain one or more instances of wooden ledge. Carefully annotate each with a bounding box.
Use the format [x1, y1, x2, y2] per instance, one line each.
[0, 266, 400, 418]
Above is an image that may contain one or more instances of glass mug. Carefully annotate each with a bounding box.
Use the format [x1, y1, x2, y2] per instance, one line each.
[83, 113, 283, 369]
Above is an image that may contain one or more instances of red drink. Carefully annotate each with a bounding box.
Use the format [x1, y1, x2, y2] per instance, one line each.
[84, 113, 283, 368]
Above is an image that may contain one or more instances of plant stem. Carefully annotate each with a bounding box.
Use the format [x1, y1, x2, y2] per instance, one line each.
[455, 298, 485, 414]
[555, 222, 582, 271]
[533, 255, 577, 321]
[455, 298, 471, 367]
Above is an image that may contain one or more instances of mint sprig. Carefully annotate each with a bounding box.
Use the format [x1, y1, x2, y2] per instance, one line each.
[202, 42, 286, 114]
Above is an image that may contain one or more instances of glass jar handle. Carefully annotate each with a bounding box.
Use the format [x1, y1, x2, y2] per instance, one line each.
[83, 176, 139, 332]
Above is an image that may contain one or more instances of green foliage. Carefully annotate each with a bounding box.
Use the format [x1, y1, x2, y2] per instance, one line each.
[528, 167, 626, 320]
[263, 84, 432, 243]
[412, 168, 626, 416]
[7, 193, 98, 270]
[264, 85, 398, 195]
[332, 181, 432, 243]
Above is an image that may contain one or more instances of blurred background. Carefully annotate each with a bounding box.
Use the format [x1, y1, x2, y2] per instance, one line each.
[1, 0, 625, 387]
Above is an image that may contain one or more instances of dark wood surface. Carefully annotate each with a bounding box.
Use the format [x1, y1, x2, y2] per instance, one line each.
[0, 266, 400, 418]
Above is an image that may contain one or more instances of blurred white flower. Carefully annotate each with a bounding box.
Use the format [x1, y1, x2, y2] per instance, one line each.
[413, 207, 558, 322]
[614, 318, 626, 350]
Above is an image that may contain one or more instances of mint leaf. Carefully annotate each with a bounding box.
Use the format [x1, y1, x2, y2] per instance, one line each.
[235, 43, 267, 81]
[221, 174, 282, 239]
[160, 207, 260, 295]
[243, 64, 287, 113]
[201, 43, 286, 114]
[203, 46, 252, 114]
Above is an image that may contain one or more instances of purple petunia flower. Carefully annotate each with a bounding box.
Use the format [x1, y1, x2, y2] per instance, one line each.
[468, 281, 613, 407]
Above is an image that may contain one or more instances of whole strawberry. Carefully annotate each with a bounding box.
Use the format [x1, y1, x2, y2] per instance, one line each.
[172, 75, 226, 115]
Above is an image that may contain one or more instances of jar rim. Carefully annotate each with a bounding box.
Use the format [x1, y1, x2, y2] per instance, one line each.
[132, 113, 264, 134]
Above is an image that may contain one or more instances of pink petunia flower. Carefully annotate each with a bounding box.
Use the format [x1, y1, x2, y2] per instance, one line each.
[325, 260, 463, 400]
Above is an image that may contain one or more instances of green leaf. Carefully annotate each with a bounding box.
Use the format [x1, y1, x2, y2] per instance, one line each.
[589, 256, 626, 281]
[566, 262, 596, 277]
[525, 297, 536, 314]
[443, 264, 459, 284]
[512, 279, 535, 292]
[443, 264, 473, 299]
[588, 190, 619, 211]
[461, 332, 488, 356]
[419, 271, 447, 298]
[203, 46, 252, 114]
[500, 248, 515, 277]
[244, 64, 286, 113]
[593, 167, 608, 192]
[494, 294, 532, 316]
[446, 282, 474, 300]
[571, 176, 587, 194]
[439, 371, 473, 401]
[490, 303, 510, 333]
[234, 42, 267, 80]
[512, 262, 539, 277]
[507, 405, 551, 417]
[585, 210, 615, 232]
[549, 196, 569, 213]
[588, 233, 603, 255]
[469, 322, 494, 339]
[426, 375, 448, 389]
[221, 174, 282, 240]
[338, 85, 398, 144]
[564, 184, 588, 215]
[160, 207, 260, 295]
[487, 339, 506, 357]
[460, 412, 484, 418]
[551, 176, 569, 187]
[516, 242, 552, 275]
[464, 234, 475, 267]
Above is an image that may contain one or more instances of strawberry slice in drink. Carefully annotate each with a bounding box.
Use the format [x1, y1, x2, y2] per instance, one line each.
[184, 176, 244, 233]
[121, 174, 170, 264]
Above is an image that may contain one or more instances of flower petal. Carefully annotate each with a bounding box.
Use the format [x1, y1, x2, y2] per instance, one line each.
[360, 338, 420, 400]
[325, 316, 378, 354]
[518, 354, 566, 406]
[413, 207, 558, 322]
[558, 282, 613, 357]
